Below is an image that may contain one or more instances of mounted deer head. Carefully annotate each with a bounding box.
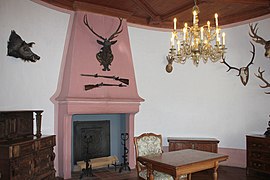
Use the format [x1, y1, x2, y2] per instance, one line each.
[249, 23, 270, 58]
[83, 15, 123, 71]
[255, 67, 270, 94]
[221, 42, 255, 86]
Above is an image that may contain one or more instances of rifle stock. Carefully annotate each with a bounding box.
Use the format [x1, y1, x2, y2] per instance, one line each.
[84, 84, 99, 91]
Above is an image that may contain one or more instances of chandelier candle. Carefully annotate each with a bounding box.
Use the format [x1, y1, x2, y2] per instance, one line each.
[166, 0, 227, 72]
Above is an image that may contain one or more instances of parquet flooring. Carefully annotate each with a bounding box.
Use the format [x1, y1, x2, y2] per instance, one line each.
[66, 166, 270, 180]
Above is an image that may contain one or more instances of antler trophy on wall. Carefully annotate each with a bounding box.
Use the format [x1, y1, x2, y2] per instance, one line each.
[255, 67, 270, 94]
[221, 42, 255, 86]
[83, 15, 123, 71]
[249, 23, 270, 58]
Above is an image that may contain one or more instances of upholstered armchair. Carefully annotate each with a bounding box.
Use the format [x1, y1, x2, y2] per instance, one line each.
[134, 133, 187, 180]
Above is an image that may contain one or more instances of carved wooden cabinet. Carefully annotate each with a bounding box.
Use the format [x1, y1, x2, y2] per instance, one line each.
[0, 135, 56, 179]
[246, 134, 270, 175]
[167, 137, 219, 153]
[0, 110, 56, 180]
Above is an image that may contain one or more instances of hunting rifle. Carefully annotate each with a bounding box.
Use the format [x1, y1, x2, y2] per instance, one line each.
[84, 82, 127, 91]
[81, 73, 129, 85]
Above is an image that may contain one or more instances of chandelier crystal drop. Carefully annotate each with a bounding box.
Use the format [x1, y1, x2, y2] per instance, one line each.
[166, 0, 226, 72]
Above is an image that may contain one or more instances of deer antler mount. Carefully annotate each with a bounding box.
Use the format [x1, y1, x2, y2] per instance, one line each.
[83, 15, 123, 71]
[255, 67, 270, 94]
[249, 23, 270, 58]
[221, 42, 255, 86]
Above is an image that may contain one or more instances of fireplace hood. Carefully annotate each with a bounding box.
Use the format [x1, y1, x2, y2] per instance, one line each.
[52, 11, 143, 179]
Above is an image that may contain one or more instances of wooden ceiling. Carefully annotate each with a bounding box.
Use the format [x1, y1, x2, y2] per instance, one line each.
[41, 0, 270, 29]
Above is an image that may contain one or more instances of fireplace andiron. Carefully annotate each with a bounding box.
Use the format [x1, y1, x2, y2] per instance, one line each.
[119, 133, 131, 173]
[80, 134, 94, 179]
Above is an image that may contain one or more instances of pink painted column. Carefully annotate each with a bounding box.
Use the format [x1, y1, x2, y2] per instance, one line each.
[62, 114, 72, 179]
[55, 104, 73, 179]
[127, 113, 135, 169]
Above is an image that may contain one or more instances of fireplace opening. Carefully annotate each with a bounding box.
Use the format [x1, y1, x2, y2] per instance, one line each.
[72, 114, 127, 167]
[73, 120, 110, 163]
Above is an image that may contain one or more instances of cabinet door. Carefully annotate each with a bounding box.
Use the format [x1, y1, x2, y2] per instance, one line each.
[15, 112, 33, 137]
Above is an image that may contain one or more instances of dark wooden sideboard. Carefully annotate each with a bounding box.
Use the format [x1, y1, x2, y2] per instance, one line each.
[246, 134, 270, 176]
[167, 137, 219, 153]
[0, 110, 56, 180]
[0, 135, 56, 179]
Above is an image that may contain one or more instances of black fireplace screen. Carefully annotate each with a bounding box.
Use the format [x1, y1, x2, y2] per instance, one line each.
[73, 120, 110, 164]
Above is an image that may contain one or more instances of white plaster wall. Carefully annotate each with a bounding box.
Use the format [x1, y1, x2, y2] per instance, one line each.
[0, 0, 70, 135]
[129, 18, 270, 149]
[0, 0, 270, 151]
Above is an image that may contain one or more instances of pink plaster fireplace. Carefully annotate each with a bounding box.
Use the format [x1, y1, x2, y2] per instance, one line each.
[52, 11, 143, 179]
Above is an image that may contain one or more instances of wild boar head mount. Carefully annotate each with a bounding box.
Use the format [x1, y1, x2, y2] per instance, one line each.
[7, 30, 40, 62]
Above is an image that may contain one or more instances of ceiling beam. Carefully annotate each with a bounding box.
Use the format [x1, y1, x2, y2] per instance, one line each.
[40, 0, 74, 10]
[161, 3, 194, 20]
[220, 6, 270, 25]
[213, 0, 270, 6]
[72, 1, 133, 19]
[131, 0, 158, 19]
[161, 1, 207, 20]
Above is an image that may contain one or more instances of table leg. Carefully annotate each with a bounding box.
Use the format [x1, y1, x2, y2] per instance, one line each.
[213, 162, 218, 180]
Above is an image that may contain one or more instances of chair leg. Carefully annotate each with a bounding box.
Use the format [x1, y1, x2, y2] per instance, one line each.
[187, 173, 191, 180]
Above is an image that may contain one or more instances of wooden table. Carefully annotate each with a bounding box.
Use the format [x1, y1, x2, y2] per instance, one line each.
[137, 149, 228, 180]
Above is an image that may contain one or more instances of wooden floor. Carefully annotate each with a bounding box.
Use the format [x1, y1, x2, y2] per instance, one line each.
[68, 166, 270, 180]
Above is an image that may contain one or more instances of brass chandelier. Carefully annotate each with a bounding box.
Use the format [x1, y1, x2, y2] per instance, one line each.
[166, 0, 226, 72]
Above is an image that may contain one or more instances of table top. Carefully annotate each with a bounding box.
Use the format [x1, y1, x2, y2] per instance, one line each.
[137, 149, 228, 168]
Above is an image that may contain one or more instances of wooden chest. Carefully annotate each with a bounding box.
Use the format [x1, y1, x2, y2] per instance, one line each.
[0, 135, 56, 180]
[167, 137, 219, 153]
[246, 135, 270, 175]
